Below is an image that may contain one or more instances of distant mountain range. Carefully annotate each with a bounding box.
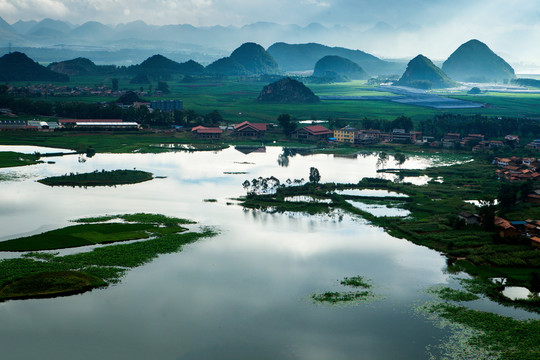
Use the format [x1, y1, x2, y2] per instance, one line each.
[0, 38, 518, 87]
[267, 42, 404, 75]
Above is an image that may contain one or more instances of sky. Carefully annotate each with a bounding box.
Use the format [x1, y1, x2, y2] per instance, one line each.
[1, 0, 539, 68]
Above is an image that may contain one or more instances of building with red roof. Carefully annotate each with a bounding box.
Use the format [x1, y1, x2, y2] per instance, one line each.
[191, 125, 223, 139]
[291, 125, 333, 141]
[233, 121, 267, 138]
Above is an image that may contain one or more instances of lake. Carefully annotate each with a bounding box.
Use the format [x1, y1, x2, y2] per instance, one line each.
[0, 145, 535, 359]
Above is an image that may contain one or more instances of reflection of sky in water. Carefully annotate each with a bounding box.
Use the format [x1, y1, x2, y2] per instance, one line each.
[346, 200, 411, 217]
[337, 189, 408, 197]
[0, 146, 535, 359]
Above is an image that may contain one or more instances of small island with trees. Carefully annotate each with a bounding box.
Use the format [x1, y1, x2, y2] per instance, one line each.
[38, 169, 154, 187]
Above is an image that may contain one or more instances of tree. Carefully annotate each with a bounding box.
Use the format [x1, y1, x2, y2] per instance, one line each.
[477, 197, 496, 230]
[157, 81, 170, 94]
[394, 152, 407, 167]
[391, 115, 413, 132]
[277, 113, 297, 135]
[204, 110, 223, 125]
[376, 152, 389, 169]
[111, 78, 119, 92]
[309, 167, 321, 183]
[498, 183, 518, 213]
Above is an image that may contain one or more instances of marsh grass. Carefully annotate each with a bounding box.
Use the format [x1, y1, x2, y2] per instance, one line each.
[0, 214, 216, 301]
[0, 151, 40, 168]
[312, 275, 380, 304]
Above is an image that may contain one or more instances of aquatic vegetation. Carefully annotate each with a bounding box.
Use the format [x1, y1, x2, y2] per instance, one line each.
[0, 214, 216, 301]
[427, 286, 480, 302]
[38, 169, 153, 187]
[419, 283, 540, 360]
[312, 276, 381, 304]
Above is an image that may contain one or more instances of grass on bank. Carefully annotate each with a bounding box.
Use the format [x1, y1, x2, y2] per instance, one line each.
[38, 169, 154, 187]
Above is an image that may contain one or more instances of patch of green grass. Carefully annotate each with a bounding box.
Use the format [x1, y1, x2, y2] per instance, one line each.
[38, 169, 153, 187]
[0, 151, 40, 168]
[0, 223, 155, 251]
[340, 276, 372, 288]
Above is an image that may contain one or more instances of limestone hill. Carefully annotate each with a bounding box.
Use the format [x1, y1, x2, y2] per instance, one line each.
[398, 55, 456, 89]
[313, 55, 370, 81]
[47, 57, 115, 76]
[442, 39, 515, 83]
[267, 42, 404, 75]
[256, 77, 319, 103]
[0, 52, 69, 82]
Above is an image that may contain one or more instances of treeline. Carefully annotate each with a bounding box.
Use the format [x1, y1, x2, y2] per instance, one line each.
[0, 85, 223, 127]
[419, 114, 540, 139]
[512, 78, 540, 88]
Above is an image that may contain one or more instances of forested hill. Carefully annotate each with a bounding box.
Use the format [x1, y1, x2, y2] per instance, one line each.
[267, 42, 404, 75]
[0, 52, 69, 81]
[442, 39, 515, 83]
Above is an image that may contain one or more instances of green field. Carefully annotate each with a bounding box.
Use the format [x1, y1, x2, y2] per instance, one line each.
[10, 75, 540, 123]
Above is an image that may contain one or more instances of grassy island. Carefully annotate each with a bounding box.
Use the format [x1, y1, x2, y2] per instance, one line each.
[0, 213, 216, 301]
[0, 151, 40, 168]
[38, 169, 153, 187]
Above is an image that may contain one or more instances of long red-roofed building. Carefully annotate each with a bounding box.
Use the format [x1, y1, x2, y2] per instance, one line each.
[233, 121, 267, 138]
[291, 125, 333, 141]
[191, 125, 223, 139]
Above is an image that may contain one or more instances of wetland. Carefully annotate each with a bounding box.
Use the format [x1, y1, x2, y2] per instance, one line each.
[0, 144, 539, 360]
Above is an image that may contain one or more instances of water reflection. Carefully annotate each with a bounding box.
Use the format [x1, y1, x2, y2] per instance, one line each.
[0, 146, 528, 359]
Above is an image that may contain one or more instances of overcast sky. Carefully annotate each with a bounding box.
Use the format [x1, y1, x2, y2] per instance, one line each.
[1, 0, 539, 68]
[0, 0, 537, 28]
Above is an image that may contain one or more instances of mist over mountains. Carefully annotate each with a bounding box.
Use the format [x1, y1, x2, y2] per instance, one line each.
[0, 15, 535, 74]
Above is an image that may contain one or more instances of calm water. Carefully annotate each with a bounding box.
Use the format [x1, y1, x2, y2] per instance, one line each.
[0, 145, 534, 359]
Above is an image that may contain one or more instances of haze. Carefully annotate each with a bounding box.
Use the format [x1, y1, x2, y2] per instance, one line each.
[1, 0, 539, 71]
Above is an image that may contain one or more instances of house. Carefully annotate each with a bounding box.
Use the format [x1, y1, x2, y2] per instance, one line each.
[494, 217, 520, 238]
[390, 129, 422, 143]
[74, 121, 139, 130]
[505, 134, 520, 145]
[458, 211, 481, 225]
[334, 126, 358, 143]
[59, 119, 123, 128]
[191, 125, 222, 139]
[442, 133, 461, 148]
[291, 125, 333, 141]
[0, 119, 27, 130]
[531, 236, 540, 248]
[233, 121, 267, 138]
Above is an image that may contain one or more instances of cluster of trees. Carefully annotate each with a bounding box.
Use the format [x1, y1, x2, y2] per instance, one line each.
[361, 115, 414, 133]
[419, 114, 540, 140]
